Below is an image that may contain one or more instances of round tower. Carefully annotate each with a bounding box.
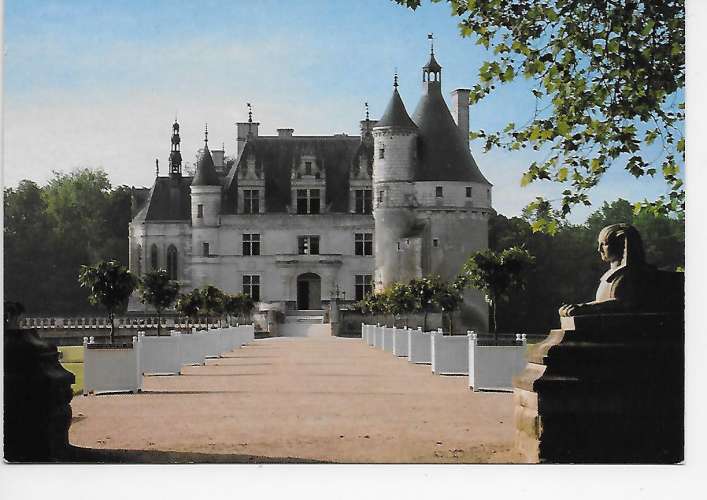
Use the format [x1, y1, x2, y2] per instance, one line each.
[190, 124, 221, 286]
[372, 75, 420, 290]
[409, 40, 494, 331]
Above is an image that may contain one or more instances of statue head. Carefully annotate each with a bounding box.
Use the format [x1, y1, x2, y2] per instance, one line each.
[597, 223, 645, 267]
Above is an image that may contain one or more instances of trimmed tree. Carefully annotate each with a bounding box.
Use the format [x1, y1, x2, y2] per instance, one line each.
[239, 293, 255, 324]
[176, 290, 201, 330]
[389, 282, 417, 327]
[462, 246, 535, 340]
[432, 279, 466, 335]
[409, 276, 446, 331]
[199, 285, 225, 329]
[138, 269, 180, 336]
[78, 260, 137, 344]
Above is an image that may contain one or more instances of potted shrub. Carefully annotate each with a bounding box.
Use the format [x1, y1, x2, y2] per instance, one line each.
[461, 246, 535, 391]
[78, 260, 141, 394]
[138, 269, 180, 336]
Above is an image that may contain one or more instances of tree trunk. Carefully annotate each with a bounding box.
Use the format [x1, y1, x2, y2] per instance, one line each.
[109, 311, 115, 344]
[449, 311, 454, 335]
[423, 310, 429, 332]
[490, 296, 498, 343]
[157, 311, 162, 337]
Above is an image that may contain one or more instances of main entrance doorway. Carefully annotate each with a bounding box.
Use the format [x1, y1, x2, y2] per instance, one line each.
[296, 273, 321, 310]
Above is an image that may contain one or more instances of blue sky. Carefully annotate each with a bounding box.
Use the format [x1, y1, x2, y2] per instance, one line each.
[2, 0, 680, 222]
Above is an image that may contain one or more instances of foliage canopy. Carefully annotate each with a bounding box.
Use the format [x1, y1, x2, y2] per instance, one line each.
[397, 0, 685, 231]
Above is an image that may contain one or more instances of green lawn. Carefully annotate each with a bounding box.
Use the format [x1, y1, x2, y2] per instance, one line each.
[58, 346, 84, 396]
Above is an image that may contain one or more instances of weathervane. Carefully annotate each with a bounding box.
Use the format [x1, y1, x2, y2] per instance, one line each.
[204, 123, 209, 146]
[393, 68, 399, 89]
[155, 158, 159, 176]
[365, 101, 370, 121]
[247, 102, 253, 123]
[428, 32, 434, 55]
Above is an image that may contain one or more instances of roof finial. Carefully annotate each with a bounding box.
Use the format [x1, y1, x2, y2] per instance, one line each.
[247, 102, 253, 123]
[204, 123, 208, 146]
[364, 101, 370, 121]
[393, 69, 399, 90]
[155, 158, 159, 176]
[428, 32, 434, 55]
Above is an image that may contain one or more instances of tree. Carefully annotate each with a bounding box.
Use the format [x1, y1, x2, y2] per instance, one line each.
[238, 294, 256, 324]
[462, 246, 535, 340]
[388, 282, 418, 326]
[199, 285, 225, 329]
[78, 260, 138, 344]
[397, 0, 684, 229]
[176, 290, 201, 328]
[409, 276, 446, 331]
[138, 270, 180, 336]
[3, 181, 55, 311]
[223, 293, 242, 326]
[432, 279, 466, 335]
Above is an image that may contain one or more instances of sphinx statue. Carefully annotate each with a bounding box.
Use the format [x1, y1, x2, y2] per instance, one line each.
[559, 223, 683, 317]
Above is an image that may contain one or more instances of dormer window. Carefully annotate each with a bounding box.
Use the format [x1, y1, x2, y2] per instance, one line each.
[436, 186, 443, 198]
[244, 189, 260, 214]
[197, 204, 203, 218]
[296, 189, 320, 214]
[379, 148, 385, 159]
[305, 161, 312, 175]
[466, 186, 472, 198]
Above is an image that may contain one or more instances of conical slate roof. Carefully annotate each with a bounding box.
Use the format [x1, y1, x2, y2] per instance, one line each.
[375, 89, 418, 130]
[412, 88, 491, 184]
[192, 145, 220, 186]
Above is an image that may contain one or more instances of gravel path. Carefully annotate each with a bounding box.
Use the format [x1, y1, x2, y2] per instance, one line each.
[69, 334, 517, 463]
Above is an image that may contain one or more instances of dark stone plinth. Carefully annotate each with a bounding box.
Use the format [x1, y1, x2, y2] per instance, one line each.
[4, 328, 75, 462]
[513, 313, 683, 463]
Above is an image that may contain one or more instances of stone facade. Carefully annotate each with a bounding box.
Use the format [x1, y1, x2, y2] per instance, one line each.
[128, 49, 494, 330]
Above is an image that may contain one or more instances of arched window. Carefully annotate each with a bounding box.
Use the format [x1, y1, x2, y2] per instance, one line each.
[150, 244, 159, 271]
[136, 244, 142, 276]
[167, 245, 178, 280]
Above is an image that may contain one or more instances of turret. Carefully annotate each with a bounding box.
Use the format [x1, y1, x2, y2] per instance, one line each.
[191, 124, 221, 228]
[371, 74, 420, 290]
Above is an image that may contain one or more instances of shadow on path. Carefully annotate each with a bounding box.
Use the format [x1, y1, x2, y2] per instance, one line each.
[62, 445, 327, 464]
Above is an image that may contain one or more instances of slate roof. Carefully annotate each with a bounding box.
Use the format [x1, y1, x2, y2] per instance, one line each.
[192, 145, 220, 186]
[375, 89, 418, 130]
[423, 52, 442, 73]
[223, 136, 370, 214]
[411, 85, 491, 184]
[132, 176, 193, 222]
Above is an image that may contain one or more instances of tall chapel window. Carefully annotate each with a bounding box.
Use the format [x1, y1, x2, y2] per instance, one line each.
[167, 245, 178, 280]
[150, 244, 159, 270]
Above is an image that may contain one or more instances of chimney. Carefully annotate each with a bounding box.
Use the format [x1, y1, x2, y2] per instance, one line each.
[236, 121, 260, 158]
[451, 89, 470, 146]
[277, 128, 294, 138]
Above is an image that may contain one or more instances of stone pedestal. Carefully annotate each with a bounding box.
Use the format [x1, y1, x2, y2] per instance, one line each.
[4, 328, 75, 461]
[513, 313, 683, 463]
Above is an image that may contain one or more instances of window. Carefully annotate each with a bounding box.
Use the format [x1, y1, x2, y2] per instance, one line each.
[197, 204, 203, 218]
[355, 275, 373, 301]
[436, 186, 443, 197]
[305, 161, 312, 175]
[242, 233, 260, 256]
[296, 189, 320, 214]
[244, 189, 260, 214]
[378, 148, 385, 159]
[202, 242, 210, 257]
[378, 190, 384, 206]
[355, 233, 373, 256]
[243, 275, 260, 301]
[355, 189, 373, 214]
[466, 186, 472, 198]
[150, 244, 159, 270]
[433, 238, 439, 248]
[298, 235, 320, 255]
[167, 245, 178, 280]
